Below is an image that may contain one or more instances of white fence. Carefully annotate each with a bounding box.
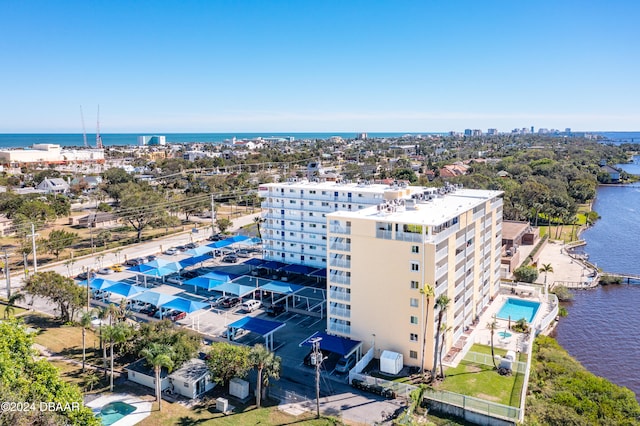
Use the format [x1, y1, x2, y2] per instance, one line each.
[463, 351, 527, 374]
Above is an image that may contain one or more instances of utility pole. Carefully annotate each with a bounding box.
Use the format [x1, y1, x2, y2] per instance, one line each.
[210, 194, 216, 236]
[310, 337, 323, 419]
[86, 266, 92, 313]
[27, 223, 39, 273]
[3, 249, 11, 298]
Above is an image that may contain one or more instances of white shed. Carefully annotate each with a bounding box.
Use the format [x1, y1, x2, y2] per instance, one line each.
[380, 350, 403, 375]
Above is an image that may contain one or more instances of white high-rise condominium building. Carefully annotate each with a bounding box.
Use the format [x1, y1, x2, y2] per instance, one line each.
[326, 185, 503, 369]
[258, 179, 414, 268]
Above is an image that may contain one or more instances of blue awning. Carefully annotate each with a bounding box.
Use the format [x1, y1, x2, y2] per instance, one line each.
[262, 260, 286, 270]
[282, 264, 317, 275]
[227, 316, 285, 336]
[159, 297, 209, 313]
[129, 291, 177, 307]
[179, 253, 212, 268]
[259, 280, 304, 294]
[77, 278, 118, 291]
[184, 276, 228, 291]
[184, 245, 214, 256]
[300, 332, 361, 357]
[226, 235, 251, 243]
[244, 258, 267, 267]
[207, 240, 233, 249]
[309, 268, 327, 278]
[210, 282, 257, 297]
[105, 283, 146, 298]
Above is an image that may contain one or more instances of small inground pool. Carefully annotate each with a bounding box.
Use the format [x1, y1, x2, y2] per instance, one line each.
[497, 298, 540, 323]
[498, 331, 512, 338]
[98, 401, 137, 426]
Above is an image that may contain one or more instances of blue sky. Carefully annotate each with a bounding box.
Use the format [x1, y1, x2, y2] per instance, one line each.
[1, 0, 639, 133]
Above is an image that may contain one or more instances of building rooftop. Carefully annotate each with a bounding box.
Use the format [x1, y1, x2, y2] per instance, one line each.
[259, 179, 402, 195]
[328, 187, 502, 226]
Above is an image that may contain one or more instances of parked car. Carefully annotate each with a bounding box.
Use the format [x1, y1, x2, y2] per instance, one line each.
[166, 274, 184, 285]
[335, 355, 356, 374]
[222, 254, 238, 263]
[110, 264, 124, 272]
[207, 233, 224, 241]
[220, 297, 240, 308]
[169, 311, 187, 321]
[124, 258, 144, 266]
[97, 267, 113, 275]
[185, 242, 198, 249]
[176, 245, 187, 252]
[76, 271, 97, 280]
[209, 296, 230, 307]
[164, 248, 178, 256]
[265, 303, 286, 316]
[221, 328, 248, 340]
[241, 299, 262, 312]
[146, 254, 157, 262]
[236, 249, 250, 258]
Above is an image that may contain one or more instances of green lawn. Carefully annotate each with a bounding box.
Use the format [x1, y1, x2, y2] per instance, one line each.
[436, 344, 525, 407]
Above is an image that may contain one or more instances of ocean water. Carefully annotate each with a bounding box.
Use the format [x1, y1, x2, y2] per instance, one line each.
[0, 132, 432, 149]
[554, 174, 640, 399]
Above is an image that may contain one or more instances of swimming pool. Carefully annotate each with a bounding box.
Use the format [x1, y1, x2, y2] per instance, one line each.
[97, 401, 137, 426]
[497, 298, 540, 323]
[498, 331, 512, 338]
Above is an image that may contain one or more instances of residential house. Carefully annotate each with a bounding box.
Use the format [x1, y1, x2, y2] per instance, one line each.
[36, 178, 69, 194]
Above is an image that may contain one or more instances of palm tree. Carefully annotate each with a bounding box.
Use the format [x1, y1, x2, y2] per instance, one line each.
[97, 304, 119, 377]
[539, 263, 554, 294]
[249, 344, 281, 408]
[253, 216, 265, 239]
[3, 292, 24, 319]
[431, 295, 450, 380]
[419, 284, 434, 379]
[438, 323, 452, 379]
[84, 371, 100, 392]
[105, 322, 131, 391]
[487, 318, 498, 369]
[79, 310, 95, 372]
[140, 343, 174, 412]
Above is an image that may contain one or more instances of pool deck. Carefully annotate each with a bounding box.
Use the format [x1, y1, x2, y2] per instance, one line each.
[85, 393, 153, 426]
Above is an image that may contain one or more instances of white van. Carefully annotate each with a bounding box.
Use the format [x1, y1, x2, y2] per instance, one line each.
[241, 299, 262, 312]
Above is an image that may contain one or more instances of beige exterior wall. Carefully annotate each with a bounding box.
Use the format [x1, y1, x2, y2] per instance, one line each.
[327, 189, 503, 370]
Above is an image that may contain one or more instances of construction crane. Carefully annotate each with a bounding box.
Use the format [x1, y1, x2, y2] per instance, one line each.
[96, 104, 103, 149]
[80, 105, 89, 147]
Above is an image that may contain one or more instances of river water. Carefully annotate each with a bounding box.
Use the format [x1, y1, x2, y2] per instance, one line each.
[554, 164, 640, 398]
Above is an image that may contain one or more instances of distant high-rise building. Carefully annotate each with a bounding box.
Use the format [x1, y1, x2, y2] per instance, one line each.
[487, 128, 498, 135]
[531, 126, 535, 134]
[138, 135, 166, 146]
[356, 133, 368, 140]
[565, 128, 572, 134]
[464, 129, 472, 136]
[472, 129, 482, 136]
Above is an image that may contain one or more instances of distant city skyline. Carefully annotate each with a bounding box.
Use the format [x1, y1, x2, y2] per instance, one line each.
[1, 1, 639, 133]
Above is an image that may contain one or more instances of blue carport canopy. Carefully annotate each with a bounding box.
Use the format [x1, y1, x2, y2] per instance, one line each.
[207, 240, 233, 249]
[259, 280, 304, 294]
[210, 281, 257, 297]
[184, 245, 214, 256]
[105, 283, 146, 298]
[201, 271, 238, 281]
[179, 253, 211, 268]
[225, 235, 251, 244]
[129, 291, 177, 307]
[300, 331, 362, 358]
[159, 297, 209, 313]
[184, 276, 228, 291]
[77, 278, 118, 291]
[244, 258, 267, 267]
[309, 268, 327, 278]
[282, 264, 316, 275]
[262, 260, 286, 271]
[226, 316, 285, 350]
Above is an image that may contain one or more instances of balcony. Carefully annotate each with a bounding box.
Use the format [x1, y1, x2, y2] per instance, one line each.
[328, 322, 351, 335]
[330, 225, 351, 235]
[436, 246, 448, 262]
[330, 306, 351, 318]
[376, 229, 393, 240]
[329, 290, 351, 302]
[329, 275, 351, 285]
[330, 242, 351, 252]
[329, 258, 351, 268]
[395, 232, 423, 243]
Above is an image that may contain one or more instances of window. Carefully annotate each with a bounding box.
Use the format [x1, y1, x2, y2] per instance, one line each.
[411, 262, 420, 272]
[410, 298, 419, 307]
[410, 333, 418, 342]
[410, 316, 418, 325]
[409, 350, 418, 359]
[411, 245, 419, 254]
[410, 280, 419, 289]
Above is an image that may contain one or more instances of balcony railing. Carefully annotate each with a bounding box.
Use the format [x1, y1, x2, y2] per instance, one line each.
[329, 275, 351, 285]
[329, 290, 351, 302]
[330, 225, 351, 235]
[328, 322, 351, 335]
[376, 229, 393, 240]
[330, 258, 351, 268]
[330, 242, 351, 252]
[395, 232, 423, 243]
[330, 306, 351, 318]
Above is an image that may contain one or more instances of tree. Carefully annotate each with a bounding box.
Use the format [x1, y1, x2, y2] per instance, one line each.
[3, 292, 24, 319]
[79, 310, 94, 372]
[97, 304, 119, 377]
[205, 342, 251, 387]
[103, 322, 132, 391]
[24, 271, 85, 322]
[419, 284, 434, 378]
[539, 263, 554, 294]
[116, 183, 167, 242]
[140, 343, 174, 412]
[487, 318, 498, 369]
[45, 229, 78, 259]
[253, 216, 265, 239]
[131, 320, 200, 367]
[249, 344, 281, 407]
[216, 217, 233, 234]
[84, 371, 100, 392]
[514, 265, 539, 283]
[431, 295, 450, 381]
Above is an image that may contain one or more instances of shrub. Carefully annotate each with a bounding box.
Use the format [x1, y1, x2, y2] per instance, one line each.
[514, 265, 539, 283]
